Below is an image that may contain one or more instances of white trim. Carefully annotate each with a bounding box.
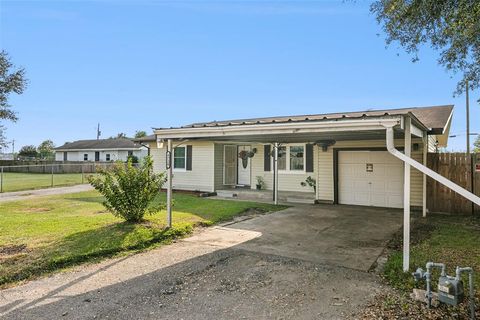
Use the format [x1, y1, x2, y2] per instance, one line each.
[55, 147, 146, 152]
[155, 118, 402, 139]
[173, 146, 187, 171]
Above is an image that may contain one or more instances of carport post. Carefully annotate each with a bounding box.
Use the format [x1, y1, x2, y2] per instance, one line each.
[274, 142, 279, 205]
[422, 132, 427, 218]
[166, 139, 173, 228]
[403, 117, 412, 272]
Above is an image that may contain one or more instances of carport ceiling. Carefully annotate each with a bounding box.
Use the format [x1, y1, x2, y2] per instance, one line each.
[185, 129, 407, 143]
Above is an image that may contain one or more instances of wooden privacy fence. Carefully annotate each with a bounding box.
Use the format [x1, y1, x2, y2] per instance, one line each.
[427, 153, 480, 214]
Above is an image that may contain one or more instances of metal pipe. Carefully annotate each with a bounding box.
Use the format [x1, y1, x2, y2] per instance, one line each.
[384, 125, 480, 206]
[425, 262, 447, 308]
[274, 143, 279, 205]
[166, 139, 173, 228]
[403, 117, 411, 272]
[456, 267, 475, 320]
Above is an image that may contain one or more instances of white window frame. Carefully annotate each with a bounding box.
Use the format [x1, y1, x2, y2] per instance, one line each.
[83, 153, 88, 161]
[173, 146, 187, 172]
[272, 144, 306, 174]
[106, 154, 111, 161]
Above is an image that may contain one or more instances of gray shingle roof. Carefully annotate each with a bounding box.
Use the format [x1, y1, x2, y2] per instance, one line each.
[55, 138, 143, 150]
[156, 105, 453, 134]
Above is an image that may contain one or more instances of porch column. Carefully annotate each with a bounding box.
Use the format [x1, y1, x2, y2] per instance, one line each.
[166, 139, 173, 228]
[422, 132, 428, 218]
[274, 142, 279, 205]
[403, 117, 411, 272]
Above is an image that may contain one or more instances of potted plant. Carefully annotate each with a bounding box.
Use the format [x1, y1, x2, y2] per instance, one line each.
[300, 176, 316, 192]
[256, 176, 266, 190]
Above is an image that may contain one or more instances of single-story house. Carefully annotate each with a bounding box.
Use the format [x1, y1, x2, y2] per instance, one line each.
[55, 138, 148, 162]
[143, 104, 480, 272]
[141, 105, 453, 210]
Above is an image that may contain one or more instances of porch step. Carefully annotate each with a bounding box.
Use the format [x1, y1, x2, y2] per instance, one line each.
[216, 189, 315, 204]
[216, 190, 238, 198]
[286, 197, 316, 204]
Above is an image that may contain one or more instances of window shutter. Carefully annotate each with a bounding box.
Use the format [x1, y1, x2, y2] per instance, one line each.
[264, 145, 271, 172]
[186, 145, 193, 171]
[306, 144, 314, 172]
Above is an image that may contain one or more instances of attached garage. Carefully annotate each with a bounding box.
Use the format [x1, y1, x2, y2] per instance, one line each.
[337, 150, 404, 209]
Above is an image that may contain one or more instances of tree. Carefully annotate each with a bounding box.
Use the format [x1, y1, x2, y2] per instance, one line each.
[116, 133, 127, 138]
[18, 145, 38, 158]
[474, 135, 480, 153]
[37, 139, 55, 159]
[88, 157, 166, 223]
[371, 0, 480, 96]
[134, 130, 147, 138]
[0, 51, 27, 146]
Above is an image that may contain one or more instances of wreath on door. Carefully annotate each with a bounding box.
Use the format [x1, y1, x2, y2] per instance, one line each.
[238, 150, 255, 169]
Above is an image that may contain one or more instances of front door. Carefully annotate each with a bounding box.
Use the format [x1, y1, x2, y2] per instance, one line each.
[224, 145, 237, 185]
[237, 145, 251, 186]
[95, 151, 100, 162]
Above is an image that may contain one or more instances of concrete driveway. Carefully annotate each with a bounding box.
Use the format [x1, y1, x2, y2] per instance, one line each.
[1, 204, 402, 320]
[232, 204, 403, 271]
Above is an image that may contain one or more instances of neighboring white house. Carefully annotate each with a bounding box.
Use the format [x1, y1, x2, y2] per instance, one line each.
[143, 105, 454, 210]
[55, 138, 148, 162]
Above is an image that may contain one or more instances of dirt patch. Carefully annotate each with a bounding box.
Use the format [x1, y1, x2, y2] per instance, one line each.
[21, 207, 51, 213]
[0, 244, 28, 256]
[357, 289, 479, 319]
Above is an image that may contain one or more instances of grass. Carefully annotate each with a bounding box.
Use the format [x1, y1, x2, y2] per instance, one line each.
[383, 213, 480, 295]
[0, 172, 88, 192]
[0, 190, 287, 287]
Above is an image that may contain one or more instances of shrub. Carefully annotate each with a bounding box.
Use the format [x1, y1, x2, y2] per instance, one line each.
[88, 156, 166, 223]
[300, 176, 316, 192]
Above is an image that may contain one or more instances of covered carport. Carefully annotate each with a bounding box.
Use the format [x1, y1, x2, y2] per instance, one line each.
[156, 111, 480, 272]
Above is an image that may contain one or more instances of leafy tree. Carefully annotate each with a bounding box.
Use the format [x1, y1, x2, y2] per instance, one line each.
[474, 135, 480, 153]
[88, 157, 165, 223]
[116, 133, 127, 138]
[134, 130, 147, 138]
[0, 50, 27, 146]
[37, 139, 55, 159]
[18, 145, 38, 158]
[371, 0, 480, 96]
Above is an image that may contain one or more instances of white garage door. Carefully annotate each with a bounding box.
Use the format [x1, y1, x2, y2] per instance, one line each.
[338, 151, 404, 208]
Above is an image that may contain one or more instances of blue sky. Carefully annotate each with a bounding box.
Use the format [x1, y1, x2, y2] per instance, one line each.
[0, 0, 478, 151]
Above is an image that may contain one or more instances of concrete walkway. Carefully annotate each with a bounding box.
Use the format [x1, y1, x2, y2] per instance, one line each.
[0, 184, 93, 202]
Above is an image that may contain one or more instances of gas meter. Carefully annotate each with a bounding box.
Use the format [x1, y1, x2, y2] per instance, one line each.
[412, 262, 475, 320]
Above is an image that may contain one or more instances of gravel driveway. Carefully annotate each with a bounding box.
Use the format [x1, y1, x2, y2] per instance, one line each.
[0, 205, 401, 320]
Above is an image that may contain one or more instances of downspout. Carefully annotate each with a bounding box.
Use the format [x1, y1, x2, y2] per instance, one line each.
[384, 125, 480, 206]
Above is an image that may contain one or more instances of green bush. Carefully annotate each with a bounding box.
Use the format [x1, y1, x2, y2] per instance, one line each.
[88, 156, 166, 223]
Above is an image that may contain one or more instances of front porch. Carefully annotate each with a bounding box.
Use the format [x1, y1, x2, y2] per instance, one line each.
[215, 187, 316, 204]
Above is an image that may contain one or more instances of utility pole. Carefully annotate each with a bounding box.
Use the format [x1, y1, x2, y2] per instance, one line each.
[96, 123, 101, 140]
[11, 139, 15, 155]
[466, 80, 475, 215]
[466, 80, 470, 154]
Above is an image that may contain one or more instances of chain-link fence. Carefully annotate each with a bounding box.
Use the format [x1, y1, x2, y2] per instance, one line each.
[0, 163, 118, 193]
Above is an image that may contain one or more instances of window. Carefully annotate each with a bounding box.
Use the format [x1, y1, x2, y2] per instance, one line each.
[277, 146, 287, 170]
[84, 154, 88, 161]
[289, 146, 304, 171]
[173, 146, 186, 170]
[128, 151, 133, 157]
[273, 145, 305, 172]
[106, 154, 111, 161]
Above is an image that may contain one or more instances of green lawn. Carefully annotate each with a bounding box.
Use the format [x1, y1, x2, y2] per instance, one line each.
[0, 191, 286, 287]
[0, 172, 88, 192]
[384, 214, 480, 295]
